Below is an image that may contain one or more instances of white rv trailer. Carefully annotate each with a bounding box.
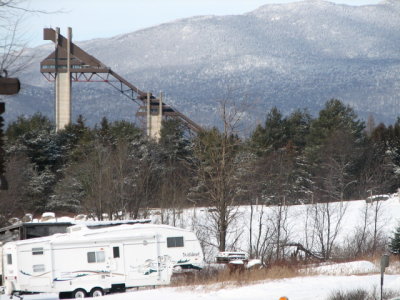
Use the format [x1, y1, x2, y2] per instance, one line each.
[0, 219, 153, 287]
[2, 224, 203, 298]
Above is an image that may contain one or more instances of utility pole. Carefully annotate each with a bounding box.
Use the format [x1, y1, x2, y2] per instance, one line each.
[0, 70, 21, 190]
[380, 254, 389, 300]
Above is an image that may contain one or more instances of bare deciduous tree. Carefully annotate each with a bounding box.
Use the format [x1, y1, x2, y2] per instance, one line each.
[270, 198, 291, 261]
[341, 198, 387, 258]
[311, 201, 348, 260]
[192, 98, 245, 252]
[248, 204, 273, 264]
[0, 0, 51, 74]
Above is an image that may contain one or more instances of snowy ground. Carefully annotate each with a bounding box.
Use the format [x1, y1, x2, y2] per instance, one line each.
[306, 260, 378, 275]
[1, 261, 399, 300]
[150, 193, 400, 260]
[104, 274, 400, 300]
[2, 273, 398, 300]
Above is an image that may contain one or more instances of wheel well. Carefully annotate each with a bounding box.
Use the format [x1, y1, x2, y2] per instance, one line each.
[111, 283, 126, 293]
[73, 288, 87, 297]
[60, 288, 88, 299]
[59, 291, 70, 299]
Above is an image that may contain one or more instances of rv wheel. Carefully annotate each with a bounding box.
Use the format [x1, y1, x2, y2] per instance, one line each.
[90, 288, 104, 297]
[73, 288, 87, 298]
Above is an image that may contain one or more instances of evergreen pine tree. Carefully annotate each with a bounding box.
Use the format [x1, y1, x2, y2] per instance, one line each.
[250, 107, 286, 154]
[389, 225, 400, 254]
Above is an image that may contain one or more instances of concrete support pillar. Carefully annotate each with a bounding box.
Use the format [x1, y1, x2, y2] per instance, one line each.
[55, 27, 72, 132]
[55, 72, 71, 131]
[146, 93, 151, 136]
[146, 92, 163, 140]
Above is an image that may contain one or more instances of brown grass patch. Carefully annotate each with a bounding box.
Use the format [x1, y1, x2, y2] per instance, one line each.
[171, 262, 303, 289]
[172, 253, 398, 290]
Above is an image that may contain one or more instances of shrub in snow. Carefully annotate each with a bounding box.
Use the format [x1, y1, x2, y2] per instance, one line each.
[329, 288, 398, 300]
[328, 289, 369, 300]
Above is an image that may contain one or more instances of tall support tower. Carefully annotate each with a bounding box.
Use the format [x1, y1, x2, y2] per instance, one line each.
[41, 28, 202, 137]
[54, 27, 72, 131]
[145, 92, 163, 140]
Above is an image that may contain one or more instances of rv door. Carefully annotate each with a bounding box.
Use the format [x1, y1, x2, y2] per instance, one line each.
[110, 244, 125, 280]
[2, 244, 18, 295]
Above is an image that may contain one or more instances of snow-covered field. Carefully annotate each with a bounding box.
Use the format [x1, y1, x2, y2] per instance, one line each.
[148, 194, 400, 261]
[2, 271, 399, 300]
[102, 274, 400, 300]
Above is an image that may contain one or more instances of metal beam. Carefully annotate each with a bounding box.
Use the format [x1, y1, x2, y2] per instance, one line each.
[44, 28, 106, 68]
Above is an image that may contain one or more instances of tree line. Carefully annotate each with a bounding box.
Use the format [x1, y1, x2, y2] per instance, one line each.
[1, 98, 400, 255]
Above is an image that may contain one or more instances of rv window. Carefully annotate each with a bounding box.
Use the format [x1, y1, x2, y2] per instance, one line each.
[7, 254, 12, 265]
[33, 264, 45, 273]
[113, 247, 120, 258]
[97, 251, 105, 262]
[87, 251, 105, 263]
[32, 247, 44, 255]
[167, 237, 184, 248]
[87, 252, 96, 263]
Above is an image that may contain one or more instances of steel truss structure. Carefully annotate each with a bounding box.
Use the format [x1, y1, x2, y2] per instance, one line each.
[40, 28, 202, 133]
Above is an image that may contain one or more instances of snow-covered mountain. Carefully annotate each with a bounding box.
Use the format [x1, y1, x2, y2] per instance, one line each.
[6, 0, 400, 128]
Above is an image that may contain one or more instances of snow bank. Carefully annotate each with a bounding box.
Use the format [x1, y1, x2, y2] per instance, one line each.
[75, 274, 400, 300]
[307, 260, 378, 275]
[1, 263, 399, 300]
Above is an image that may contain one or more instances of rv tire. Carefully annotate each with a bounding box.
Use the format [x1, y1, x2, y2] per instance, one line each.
[73, 288, 87, 298]
[90, 288, 104, 297]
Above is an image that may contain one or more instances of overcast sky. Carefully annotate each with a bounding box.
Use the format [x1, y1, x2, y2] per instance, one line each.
[22, 0, 382, 47]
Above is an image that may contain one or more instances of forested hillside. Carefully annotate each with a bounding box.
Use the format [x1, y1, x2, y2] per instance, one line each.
[8, 0, 400, 127]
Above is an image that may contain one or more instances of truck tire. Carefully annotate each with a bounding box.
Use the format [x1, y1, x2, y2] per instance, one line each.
[73, 288, 87, 298]
[90, 287, 104, 297]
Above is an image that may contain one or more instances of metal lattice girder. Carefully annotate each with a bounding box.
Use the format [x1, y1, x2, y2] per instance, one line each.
[40, 28, 202, 133]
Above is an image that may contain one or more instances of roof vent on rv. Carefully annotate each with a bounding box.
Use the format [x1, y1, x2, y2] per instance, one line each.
[67, 224, 89, 233]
